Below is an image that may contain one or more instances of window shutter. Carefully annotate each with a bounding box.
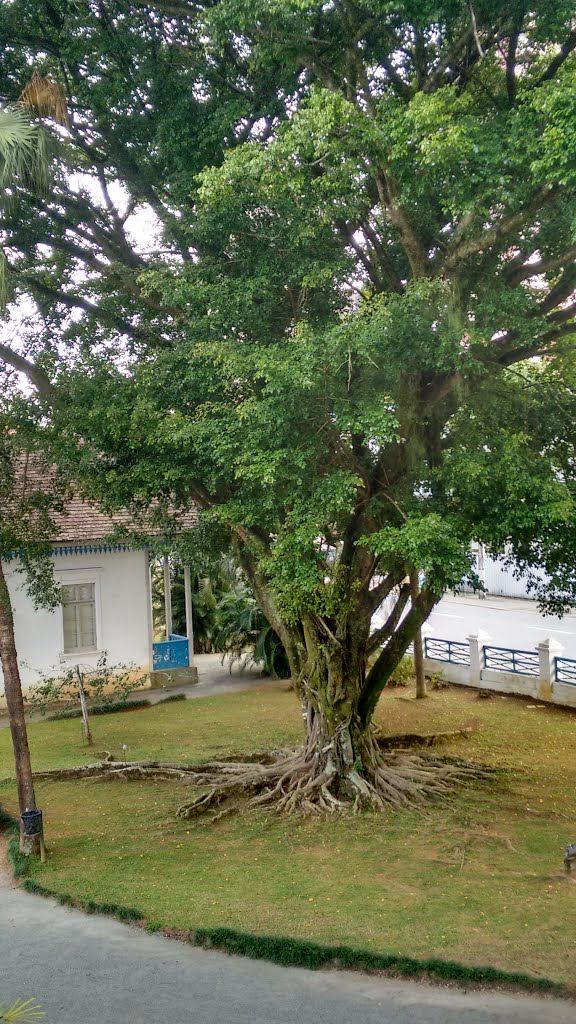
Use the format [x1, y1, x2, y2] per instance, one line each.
[78, 600, 97, 649]
[62, 600, 79, 651]
[62, 583, 97, 653]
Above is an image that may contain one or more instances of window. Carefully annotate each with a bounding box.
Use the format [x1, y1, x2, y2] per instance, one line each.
[62, 583, 97, 653]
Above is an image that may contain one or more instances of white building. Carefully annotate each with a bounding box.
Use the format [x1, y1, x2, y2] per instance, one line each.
[1, 488, 195, 694]
[462, 543, 548, 600]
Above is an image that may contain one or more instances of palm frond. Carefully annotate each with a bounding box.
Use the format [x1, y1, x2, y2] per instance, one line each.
[0, 107, 49, 193]
[19, 71, 70, 127]
[0, 998, 45, 1022]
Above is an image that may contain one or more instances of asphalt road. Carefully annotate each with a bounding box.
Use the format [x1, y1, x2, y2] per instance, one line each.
[427, 593, 576, 658]
[1, 870, 574, 1024]
[373, 593, 576, 659]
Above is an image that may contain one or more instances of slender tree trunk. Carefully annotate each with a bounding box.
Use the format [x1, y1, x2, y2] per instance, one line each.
[0, 560, 41, 853]
[410, 570, 427, 698]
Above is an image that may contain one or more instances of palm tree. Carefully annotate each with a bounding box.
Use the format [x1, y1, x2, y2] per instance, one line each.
[0, 104, 49, 192]
[0, 76, 66, 855]
[0, 73, 67, 304]
[0, 105, 49, 305]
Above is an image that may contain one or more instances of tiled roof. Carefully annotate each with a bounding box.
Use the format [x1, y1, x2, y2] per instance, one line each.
[12, 454, 197, 543]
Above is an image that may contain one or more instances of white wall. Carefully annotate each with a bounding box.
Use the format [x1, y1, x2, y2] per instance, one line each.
[0, 547, 152, 692]
[423, 658, 576, 709]
[460, 545, 548, 599]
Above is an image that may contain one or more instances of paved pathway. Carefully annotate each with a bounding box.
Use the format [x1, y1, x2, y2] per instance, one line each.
[0, 867, 574, 1024]
[137, 652, 286, 703]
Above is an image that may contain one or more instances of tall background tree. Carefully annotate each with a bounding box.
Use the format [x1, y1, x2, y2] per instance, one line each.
[0, 434, 63, 850]
[0, 86, 63, 849]
[1, 1, 576, 814]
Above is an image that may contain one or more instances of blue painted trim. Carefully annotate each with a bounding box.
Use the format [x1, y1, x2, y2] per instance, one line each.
[5, 542, 142, 562]
[483, 644, 539, 676]
[555, 656, 576, 686]
[50, 543, 136, 556]
[424, 636, 470, 666]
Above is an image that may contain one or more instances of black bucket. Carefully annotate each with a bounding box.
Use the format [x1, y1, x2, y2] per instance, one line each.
[21, 809, 43, 836]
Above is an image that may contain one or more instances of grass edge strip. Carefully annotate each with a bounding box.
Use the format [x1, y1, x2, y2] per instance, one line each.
[0, 801, 567, 997]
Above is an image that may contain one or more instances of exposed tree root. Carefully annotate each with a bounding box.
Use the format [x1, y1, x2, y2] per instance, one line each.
[375, 723, 478, 750]
[175, 749, 491, 822]
[32, 741, 492, 823]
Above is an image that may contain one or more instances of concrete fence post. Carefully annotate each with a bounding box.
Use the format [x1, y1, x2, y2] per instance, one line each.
[537, 638, 563, 700]
[467, 629, 492, 686]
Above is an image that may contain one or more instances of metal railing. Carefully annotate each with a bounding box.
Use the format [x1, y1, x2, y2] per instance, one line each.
[424, 637, 470, 665]
[483, 645, 539, 676]
[152, 633, 189, 671]
[555, 657, 576, 686]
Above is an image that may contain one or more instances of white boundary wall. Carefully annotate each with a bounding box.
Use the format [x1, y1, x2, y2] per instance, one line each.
[424, 635, 576, 710]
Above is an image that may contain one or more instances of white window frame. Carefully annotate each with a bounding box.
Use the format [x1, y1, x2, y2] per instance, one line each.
[55, 569, 104, 660]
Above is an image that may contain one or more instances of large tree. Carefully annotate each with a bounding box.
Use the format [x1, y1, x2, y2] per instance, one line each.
[0, 433, 63, 849]
[2, 1, 576, 814]
[0, 88, 61, 850]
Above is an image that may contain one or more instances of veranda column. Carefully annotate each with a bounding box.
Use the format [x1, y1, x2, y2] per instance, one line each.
[163, 555, 172, 638]
[183, 565, 194, 668]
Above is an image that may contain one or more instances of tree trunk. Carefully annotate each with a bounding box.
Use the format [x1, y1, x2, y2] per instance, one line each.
[296, 620, 385, 807]
[410, 571, 427, 698]
[177, 590, 474, 821]
[0, 560, 41, 854]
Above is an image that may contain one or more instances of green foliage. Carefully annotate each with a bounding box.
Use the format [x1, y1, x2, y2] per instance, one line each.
[442, 364, 576, 613]
[214, 585, 291, 678]
[0, 106, 48, 192]
[153, 553, 290, 675]
[0, 432, 64, 610]
[7, 834, 29, 879]
[20, 879, 144, 923]
[0, 103, 50, 307]
[364, 516, 474, 595]
[0, 804, 17, 831]
[389, 655, 415, 687]
[23, 657, 145, 717]
[2, 0, 576, 722]
[0, 999, 44, 1022]
[191, 926, 560, 991]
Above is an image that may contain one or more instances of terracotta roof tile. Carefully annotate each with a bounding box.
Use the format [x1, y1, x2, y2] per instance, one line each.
[12, 455, 197, 543]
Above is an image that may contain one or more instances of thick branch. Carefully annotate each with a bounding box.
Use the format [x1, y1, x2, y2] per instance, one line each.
[374, 170, 428, 277]
[367, 567, 406, 613]
[506, 24, 521, 106]
[444, 187, 557, 270]
[19, 275, 143, 341]
[497, 323, 576, 366]
[423, 24, 475, 93]
[359, 588, 438, 725]
[538, 265, 576, 316]
[505, 247, 576, 288]
[366, 583, 410, 656]
[0, 341, 55, 398]
[234, 539, 304, 678]
[537, 29, 576, 85]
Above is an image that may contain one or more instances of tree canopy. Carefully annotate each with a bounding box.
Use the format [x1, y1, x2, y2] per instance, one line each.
[2, 0, 576, 812]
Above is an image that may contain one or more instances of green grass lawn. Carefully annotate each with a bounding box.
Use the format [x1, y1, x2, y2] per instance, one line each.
[1, 683, 576, 984]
